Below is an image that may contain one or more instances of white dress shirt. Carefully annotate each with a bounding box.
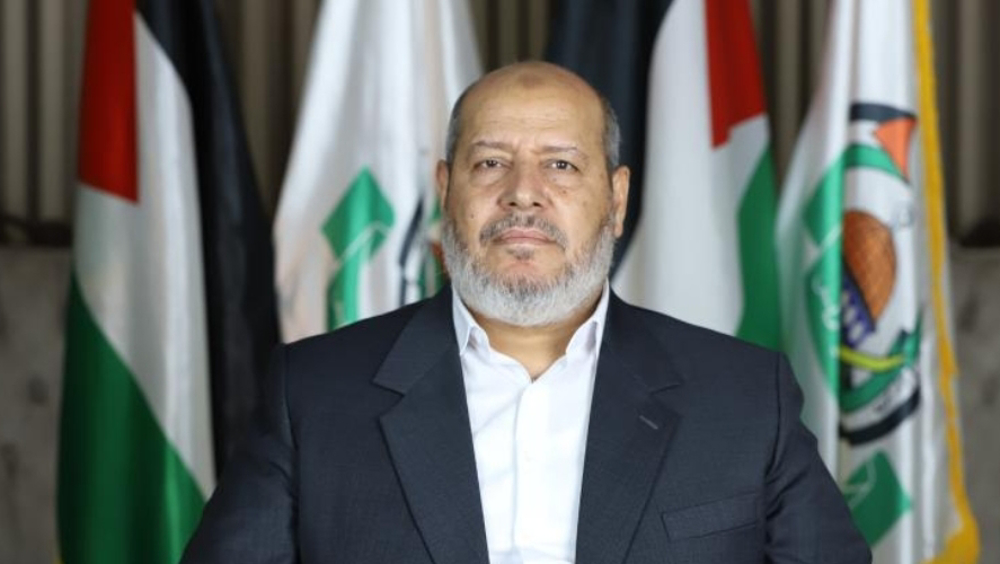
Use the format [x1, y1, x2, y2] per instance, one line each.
[452, 284, 609, 564]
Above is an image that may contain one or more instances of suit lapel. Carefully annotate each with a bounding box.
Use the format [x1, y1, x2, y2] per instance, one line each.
[373, 291, 685, 564]
[375, 291, 490, 564]
[576, 295, 684, 564]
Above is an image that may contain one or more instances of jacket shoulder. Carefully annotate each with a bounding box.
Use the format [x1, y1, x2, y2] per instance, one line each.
[622, 300, 779, 368]
[276, 298, 431, 386]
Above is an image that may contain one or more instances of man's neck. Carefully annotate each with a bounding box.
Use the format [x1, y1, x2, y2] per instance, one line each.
[469, 291, 602, 380]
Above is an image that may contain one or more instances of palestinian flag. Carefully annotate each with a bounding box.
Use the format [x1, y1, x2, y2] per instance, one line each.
[550, 0, 779, 347]
[275, 0, 481, 341]
[776, 0, 979, 560]
[59, 0, 272, 560]
[613, 0, 778, 346]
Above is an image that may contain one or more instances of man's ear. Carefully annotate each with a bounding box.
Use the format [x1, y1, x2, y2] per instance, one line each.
[435, 159, 450, 208]
[611, 165, 630, 237]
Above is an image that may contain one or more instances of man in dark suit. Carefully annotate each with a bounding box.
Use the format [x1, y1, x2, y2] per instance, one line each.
[182, 61, 870, 563]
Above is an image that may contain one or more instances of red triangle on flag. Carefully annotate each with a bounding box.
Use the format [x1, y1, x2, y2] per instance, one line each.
[77, 0, 138, 204]
[705, 0, 766, 148]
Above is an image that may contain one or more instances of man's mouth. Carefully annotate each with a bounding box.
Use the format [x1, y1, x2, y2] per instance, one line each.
[495, 228, 554, 245]
[480, 214, 568, 249]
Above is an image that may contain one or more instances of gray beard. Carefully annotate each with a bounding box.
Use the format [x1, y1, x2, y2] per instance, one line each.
[441, 213, 616, 327]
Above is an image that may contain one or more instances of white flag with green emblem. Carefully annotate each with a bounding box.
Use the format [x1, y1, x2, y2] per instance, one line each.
[275, 0, 481, 341]
[776, 0, 979, 560]
[614, 0, 779, 349]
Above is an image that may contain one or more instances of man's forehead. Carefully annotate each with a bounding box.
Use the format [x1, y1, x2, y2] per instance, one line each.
[459, 111, 601, 158]
[457, 64, 604, 140]
[465, 62, 599, 106]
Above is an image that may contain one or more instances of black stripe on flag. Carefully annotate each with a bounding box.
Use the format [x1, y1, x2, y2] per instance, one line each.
[136, 0, 279, 472]
[546, 0, 676, 270]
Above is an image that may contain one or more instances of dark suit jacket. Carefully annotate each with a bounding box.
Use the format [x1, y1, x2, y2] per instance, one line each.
[182, 290, 870, 563]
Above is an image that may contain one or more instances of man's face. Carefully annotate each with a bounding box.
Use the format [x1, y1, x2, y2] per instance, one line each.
[436, 71, 629, 316]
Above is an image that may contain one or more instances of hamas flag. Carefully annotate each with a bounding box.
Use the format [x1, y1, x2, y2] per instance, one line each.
[776, 0, 980, 560]
[274, 0, 481, 341]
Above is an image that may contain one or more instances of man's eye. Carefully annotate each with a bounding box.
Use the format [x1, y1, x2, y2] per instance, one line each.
[550, 160, 578, 171]
[476, 158, 503, 169]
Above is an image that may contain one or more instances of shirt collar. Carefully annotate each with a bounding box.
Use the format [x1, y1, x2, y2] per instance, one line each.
[451, 282, 610, 360]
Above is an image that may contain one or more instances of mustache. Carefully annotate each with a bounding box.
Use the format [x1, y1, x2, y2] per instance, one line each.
[479, 214, 568, 249]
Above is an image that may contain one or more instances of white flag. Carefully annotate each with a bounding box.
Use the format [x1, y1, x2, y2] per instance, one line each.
[776, 0, 979, 560]
[275, 0, 481, 341]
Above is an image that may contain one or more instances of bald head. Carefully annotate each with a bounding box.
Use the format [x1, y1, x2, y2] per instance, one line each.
[444, 62, 621, 173]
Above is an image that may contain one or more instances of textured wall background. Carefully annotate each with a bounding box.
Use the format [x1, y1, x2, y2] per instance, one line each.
[951, 246, 1000, 562]
[0, 249, 67, 564]
[0, 246, 997, 563]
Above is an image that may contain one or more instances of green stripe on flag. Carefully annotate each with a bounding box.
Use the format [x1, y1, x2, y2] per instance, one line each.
[322, 167, 395, 329]
[59, 276, 205, 564]
[736, 147, 780, 349]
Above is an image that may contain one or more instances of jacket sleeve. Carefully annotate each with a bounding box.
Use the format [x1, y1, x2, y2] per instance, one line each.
[765, 354, 872, 564]
[181, 345, 298, 563]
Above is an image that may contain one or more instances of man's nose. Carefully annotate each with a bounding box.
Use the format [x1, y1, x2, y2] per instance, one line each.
[501, 164, 546, 210]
